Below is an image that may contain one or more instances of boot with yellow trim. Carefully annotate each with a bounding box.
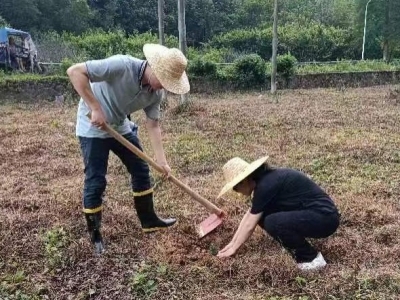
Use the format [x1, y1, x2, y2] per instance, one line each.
[134, 192, 176, 232]
[84, 211, 105, 254]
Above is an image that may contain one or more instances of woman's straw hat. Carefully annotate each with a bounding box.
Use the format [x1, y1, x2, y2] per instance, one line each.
[143, 44, 190, 95]
[217, 156, 269, 199]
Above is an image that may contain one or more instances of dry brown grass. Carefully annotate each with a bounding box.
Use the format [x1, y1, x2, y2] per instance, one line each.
[1, 86, 400, 299]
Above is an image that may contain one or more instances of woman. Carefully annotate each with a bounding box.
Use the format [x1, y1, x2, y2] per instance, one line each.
[216, 156, 340, 271]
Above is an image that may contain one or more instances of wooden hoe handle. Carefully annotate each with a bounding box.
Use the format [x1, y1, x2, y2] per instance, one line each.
[103, 123, 223, 216]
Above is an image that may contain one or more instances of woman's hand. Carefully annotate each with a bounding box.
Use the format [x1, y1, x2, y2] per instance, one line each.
[217, 210, 262, 259]
[217, 244, 237, 258]
[219, 242, 234, 253]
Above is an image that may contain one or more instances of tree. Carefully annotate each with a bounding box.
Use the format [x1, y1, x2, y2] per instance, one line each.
[238, 0, 274, 28]
[356, 0, 400, 61]
[178, 0, 190, 106]
[89, 0, 119, 30]
[0, 0, 41, 31]
[34, 0, 91, 34]
[176, 0, 241, 46]
[0, 15, 9, 27]
[158, 0, 165, 45]
[158, 0, 168, 109]
[279, 0, 355, 28]
[184, 0, 215, 45]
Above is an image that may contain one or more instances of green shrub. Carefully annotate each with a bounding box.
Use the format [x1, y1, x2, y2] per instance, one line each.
[210, 28, 272, 59]
[125, 32, 178, 59]
[277, 53, 297, 80]
[296, 59, 400, 74]
[188, 59, 217, 77]
[233, 54, 266, 88]
[209, 22, 357, 62]
[215, 65, 237, 82]
[64, 30, 179, 60]
[60, 58, 74, 75]
[65, 29, 127, 59]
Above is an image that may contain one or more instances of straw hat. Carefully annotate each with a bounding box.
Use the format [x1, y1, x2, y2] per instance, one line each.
[143, 44, 190, 95]
[217, 156, 269, 199]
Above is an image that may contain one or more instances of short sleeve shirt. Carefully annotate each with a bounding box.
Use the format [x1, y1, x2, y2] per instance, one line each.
[250, 168, 338, 216]
[76, 55, 162, 138]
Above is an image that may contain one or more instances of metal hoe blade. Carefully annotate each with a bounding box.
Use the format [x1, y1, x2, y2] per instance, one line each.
[197, 213, 223, 238]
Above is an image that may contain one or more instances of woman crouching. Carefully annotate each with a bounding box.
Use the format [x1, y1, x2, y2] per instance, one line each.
[216, 156, 340, 271]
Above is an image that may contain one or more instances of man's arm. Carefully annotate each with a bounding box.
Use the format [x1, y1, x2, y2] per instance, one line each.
[217, 209, 262, 258]
[67, 63, 102, 112]
[145, 117, 169, 170]
[67, 63, 106, 128]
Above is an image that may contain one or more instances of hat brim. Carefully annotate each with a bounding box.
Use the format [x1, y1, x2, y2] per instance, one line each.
[143, 44, 190, 95]
[217, 156, 269, 199]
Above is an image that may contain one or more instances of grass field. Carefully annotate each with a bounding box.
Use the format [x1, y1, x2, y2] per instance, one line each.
[1, 86, 400, 299]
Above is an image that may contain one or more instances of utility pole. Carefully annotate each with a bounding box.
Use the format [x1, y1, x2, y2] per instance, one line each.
[271, 0, 278, 94]
[178, 0, 189, 105]
[362, 0, 373, 60]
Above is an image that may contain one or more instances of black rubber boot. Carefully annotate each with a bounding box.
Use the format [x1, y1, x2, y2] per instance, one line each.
[134, 193, 176, 232]
[85, 212, 105, 254]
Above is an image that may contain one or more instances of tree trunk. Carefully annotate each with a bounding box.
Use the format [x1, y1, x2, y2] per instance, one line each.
[382, 39, 390, 62]
[158, 0, 165, 45]
[178, 0, 189, 106]
[158, 0, 167, 110]
[383, 0, 391, 62]
[271, 0, 278, 94]
[178, 0, 187, 55]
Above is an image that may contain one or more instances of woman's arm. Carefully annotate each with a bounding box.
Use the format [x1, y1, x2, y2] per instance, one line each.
[217, 209, 262, 258]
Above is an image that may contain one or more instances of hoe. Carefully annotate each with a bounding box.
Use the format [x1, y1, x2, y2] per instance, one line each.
[100, 121, 225, 238]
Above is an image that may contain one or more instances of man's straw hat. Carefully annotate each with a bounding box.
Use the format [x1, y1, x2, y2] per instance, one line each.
[217, 156, 269, 199]
[143, 44, 190, 95]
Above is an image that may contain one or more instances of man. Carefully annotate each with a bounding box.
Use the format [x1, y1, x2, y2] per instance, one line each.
[216, 156, 339, 271]
[67, 44, 190, 254]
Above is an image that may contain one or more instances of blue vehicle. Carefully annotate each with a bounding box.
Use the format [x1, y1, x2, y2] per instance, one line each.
[0, 27, 42, 72]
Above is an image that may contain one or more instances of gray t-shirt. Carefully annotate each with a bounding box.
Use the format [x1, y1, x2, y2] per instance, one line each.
[76, 55, 162, 138]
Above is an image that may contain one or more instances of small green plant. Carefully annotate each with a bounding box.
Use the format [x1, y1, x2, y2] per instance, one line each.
[0, 270, 37, 300]
[209, 243, 218, 256]
[268, 297, 310, 300]
[295, 276, 308, 288]
[156, 264, 168, 276]
[128, 262, 172, 298]
[3, 270, 26, 285]
[0, 287, 34, 300]
[50, 120, 60, 128]
[129, 263, 158, 298]
[42, 227, 69, 269]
